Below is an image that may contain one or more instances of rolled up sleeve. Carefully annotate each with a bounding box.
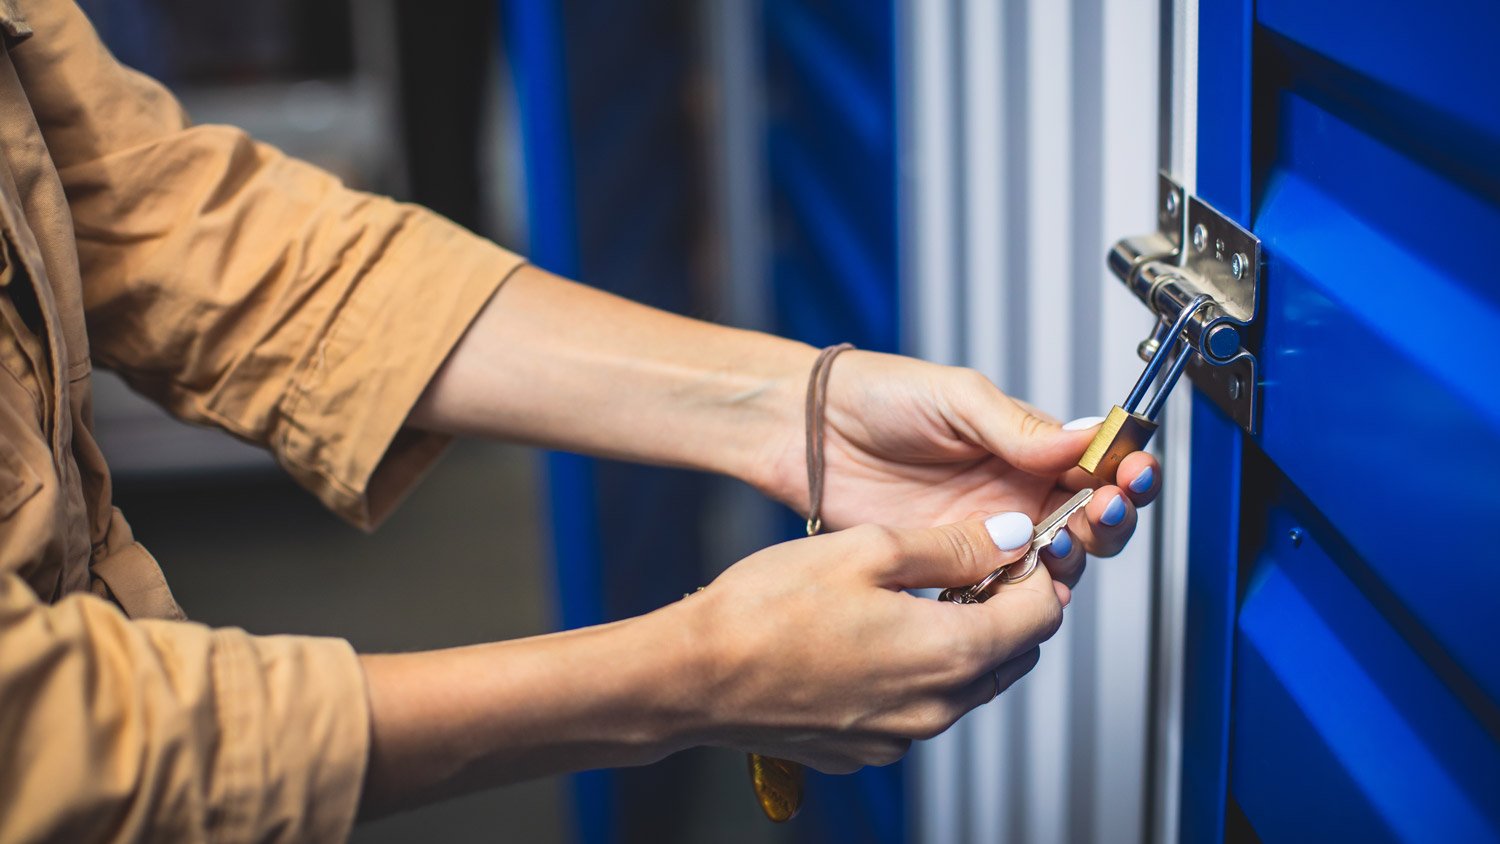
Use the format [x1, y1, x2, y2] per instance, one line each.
[17, 0, 526, 528]
[0, 573, 370, 843]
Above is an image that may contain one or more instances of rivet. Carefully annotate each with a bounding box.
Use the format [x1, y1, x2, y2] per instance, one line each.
[1228, 373, 1243, 400]
[1165, 192, 1179, 219]
[1192, 224, 1207, 252]
[1230, 252, 1248, 280]
[1288, 528, 1304, 547]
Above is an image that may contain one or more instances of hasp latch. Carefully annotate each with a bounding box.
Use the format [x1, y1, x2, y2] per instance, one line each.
[1107, 172, 1261, 434]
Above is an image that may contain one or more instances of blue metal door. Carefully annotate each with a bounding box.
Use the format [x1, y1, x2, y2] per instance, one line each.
[1183, 2, 1500, 841]
[762, 2, 903, 842]
[502, 3, 709, 842]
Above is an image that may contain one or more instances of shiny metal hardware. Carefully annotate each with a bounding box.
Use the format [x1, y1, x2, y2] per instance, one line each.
[1078, 294, 1212, 481]
[938, 489, 1095, 605]
[1106, 173, 1261, 433]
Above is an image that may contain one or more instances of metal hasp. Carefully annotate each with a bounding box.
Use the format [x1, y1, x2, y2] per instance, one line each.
[1107, 172, 1261, 433]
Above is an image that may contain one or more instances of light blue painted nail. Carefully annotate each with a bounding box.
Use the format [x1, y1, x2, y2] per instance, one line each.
[1130, 466, 1155, 494]
[1101, 495, 1127, 526]
[1062, 415, 1107, 431]
[984, 512, 1034, 551]
[1048, 528, 1073, 558]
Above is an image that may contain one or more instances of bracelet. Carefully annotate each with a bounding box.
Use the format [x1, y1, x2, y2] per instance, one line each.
[803, 343, 855, 536]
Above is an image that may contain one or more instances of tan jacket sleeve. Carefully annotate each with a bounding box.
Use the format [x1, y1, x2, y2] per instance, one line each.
[15, 0, 526, 529]
[0, 571, 370, 843]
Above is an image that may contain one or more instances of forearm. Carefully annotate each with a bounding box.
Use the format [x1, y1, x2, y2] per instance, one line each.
[358, 602, 710, 817]
[408, 265, 814, 490]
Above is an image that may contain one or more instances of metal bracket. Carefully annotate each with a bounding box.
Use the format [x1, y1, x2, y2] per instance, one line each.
[1107, 172, 1261, 433]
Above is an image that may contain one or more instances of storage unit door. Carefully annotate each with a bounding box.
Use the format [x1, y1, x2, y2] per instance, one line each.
[1184, 1, 1500, 841]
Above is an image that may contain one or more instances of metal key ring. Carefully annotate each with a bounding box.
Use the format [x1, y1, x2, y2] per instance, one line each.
[999, 550, 1042, 584]
[949, 548, 1041, 603]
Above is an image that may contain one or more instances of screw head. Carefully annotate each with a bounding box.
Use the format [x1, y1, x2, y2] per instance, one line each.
[1230, 252, 1248, 280]
[1191, 224, 1208, 252]
[1288, 528, 1305, 547]
[1165, 192, 1179, 219]
[1228, 373, 1243, 400]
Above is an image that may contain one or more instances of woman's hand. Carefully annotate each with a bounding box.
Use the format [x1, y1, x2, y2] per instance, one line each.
[757, 351, 1161, 589]
[358, 510, 1061, 814]
[674, 514, 1062, 773]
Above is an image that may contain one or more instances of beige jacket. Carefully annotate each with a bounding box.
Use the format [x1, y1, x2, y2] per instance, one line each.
[0, 1, 525, 840]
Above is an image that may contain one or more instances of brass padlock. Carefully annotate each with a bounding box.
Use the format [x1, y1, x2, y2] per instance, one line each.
[1078, 294, 1212, 483]
[1077, 405, 1160, 483]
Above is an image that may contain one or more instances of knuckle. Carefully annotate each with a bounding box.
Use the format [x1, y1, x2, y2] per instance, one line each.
[934, 523, 984, 580]
[848, 523, 901, 561]
[846, 524, 900, 572]
[826, 757, 862, 776]
[924, 626, 983, 681]
[959, 366, 994, 393]
[1094, 535, 1127, 558]
[909, 702, 957, 741]
[1017, 407, 1049, 440]
[1063, 557, 1088, 585]
[1039, 597, 1065, 639]
[871, 739, 912, 767]
[947, 367, 997, 414]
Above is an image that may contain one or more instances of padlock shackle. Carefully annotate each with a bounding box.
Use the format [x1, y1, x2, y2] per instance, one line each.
[1145, 341, 1195, 421]
[1123, 293, 1212, 412]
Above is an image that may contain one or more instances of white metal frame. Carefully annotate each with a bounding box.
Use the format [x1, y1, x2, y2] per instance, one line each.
[1147, 1, 1198, 841]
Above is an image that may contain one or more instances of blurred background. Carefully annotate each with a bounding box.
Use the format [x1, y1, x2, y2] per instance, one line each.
[80, 1, 1166, 843]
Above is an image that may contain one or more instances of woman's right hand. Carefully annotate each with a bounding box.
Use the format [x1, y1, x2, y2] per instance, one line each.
[663, 513, 1067, 774]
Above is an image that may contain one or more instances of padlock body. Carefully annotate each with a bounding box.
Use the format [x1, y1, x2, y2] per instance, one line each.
[1077, 405, 1159, 483]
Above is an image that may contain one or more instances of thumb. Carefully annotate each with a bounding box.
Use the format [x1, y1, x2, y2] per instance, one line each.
[879, 512, 1035, 590]
[958, 386, 1095, 475]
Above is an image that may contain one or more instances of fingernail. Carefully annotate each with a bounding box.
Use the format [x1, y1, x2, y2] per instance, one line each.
[1130, 466, 1155, 494]
[1100, 494, 1127, 526]
[984, 512, 1034, 551]
[1063, 415, 1106, 431]
[1048, 528, 1072, 558]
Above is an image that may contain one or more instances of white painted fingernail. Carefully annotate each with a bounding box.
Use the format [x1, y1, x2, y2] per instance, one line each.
[984, 512, 1034, 551]
[1063, 415, 1107, 431]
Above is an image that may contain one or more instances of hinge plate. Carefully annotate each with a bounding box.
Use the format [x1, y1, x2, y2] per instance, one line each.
[1109, 173, 1261, 434]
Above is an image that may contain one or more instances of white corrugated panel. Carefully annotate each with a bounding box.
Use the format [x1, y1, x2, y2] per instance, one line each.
[899, 1, 1169, 842]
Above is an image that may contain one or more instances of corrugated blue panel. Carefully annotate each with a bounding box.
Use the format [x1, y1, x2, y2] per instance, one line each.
[768, 129, 895, 341]
[763, 2, 901, 842]
[765, 0, 891, 158]
[1233, 505, 1500, 843]
[1254, 95, 1500, 702]
[765, 0, 899, 355]
[1256, 0, 1500, 144]
[1187, 0, 1500, 839]
[503, 2, 708, 843]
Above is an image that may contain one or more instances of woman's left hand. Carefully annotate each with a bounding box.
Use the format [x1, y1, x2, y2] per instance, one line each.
[759, 350, 1161, 588]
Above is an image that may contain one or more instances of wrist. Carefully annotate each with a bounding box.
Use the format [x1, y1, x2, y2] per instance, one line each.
[622, 597, 735, 752]
[709, 335, 817, 505]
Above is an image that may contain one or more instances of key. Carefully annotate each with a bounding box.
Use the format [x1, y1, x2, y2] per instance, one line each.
[939, 488, 1094, 604]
